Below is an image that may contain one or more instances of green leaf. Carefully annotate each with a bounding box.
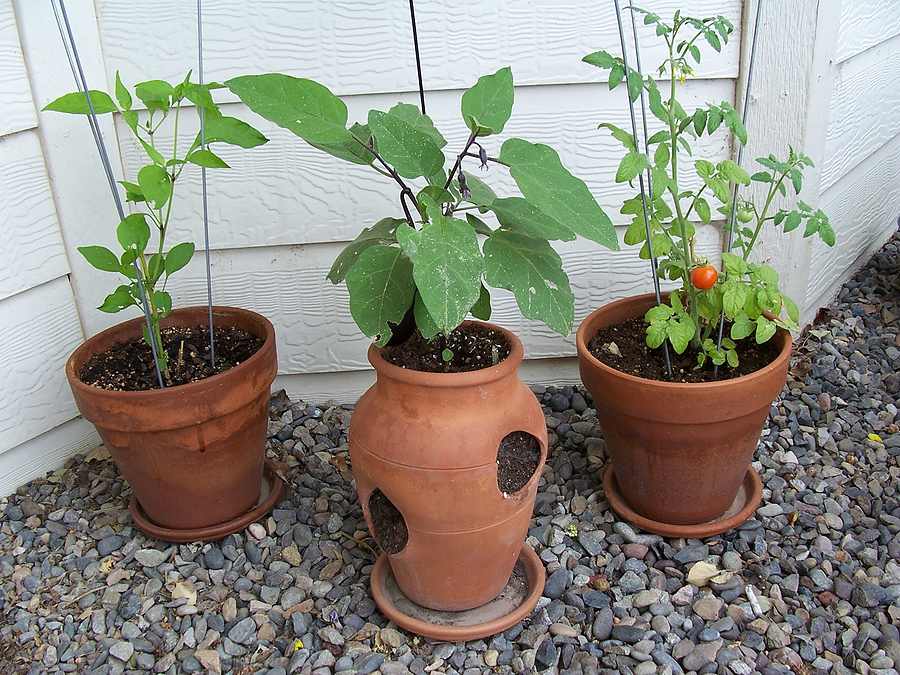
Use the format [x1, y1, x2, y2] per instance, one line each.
[615, 151, 650, 183]
[693, 109, 707, 136]
[707, 107, 723, 133]
[186, 148, 230, 168]
[136, 136, 165, 167]
[598, 123, 635, 150]
[137, 164, 172, 209]
[730, 312, 755, 340]
[368, 109, 444, 179]
[483, 230, 574, 336]
[626, 70, 643, 102]
[488, 197, 575, 241]
[165, 242, 194, 276]
[201, 116, 268, 149]
[784, 294, 799, 323]
[116, 213, 151, 255]
[79, 246, 123, 273]
[695, 159, 715, 179]
[310, 121, 376, 165]
[461, 66, 514, 136]
[722, 281, 748, 317]
[226, 73, 352, 144]
[645, 318, 668, 349]
[750, 171, 772, 183]
[387, 102, 447, 148]
[147, 254, 164, 285]
[653, 142, 670, 168]
[460, 171, 497, 207]
[471, 283, 492, 320]
[42, 90, 118, 115]
[414, 293, 442, 341]
[783, 210, 802, 233]
[98, 286, 137, 313]
[695, 196, 711, 223]
[623, 217, 648, 246]
[466, 213, 493, 236]
[499, 138, 619, 250]
[755, 316, 776, 343]
[582, 50, 618, 70]
[397, 216, 483, 334]
[345, 245, 416, 346]
[718, 159, 750, 185]
[328, 217, 405, 284]
[153, 290, 172, 318]
[134, 79, 174, 112]
[183, 83, 220, 118]
[666, 315, 695, 353]
[114, 73, 132, 111]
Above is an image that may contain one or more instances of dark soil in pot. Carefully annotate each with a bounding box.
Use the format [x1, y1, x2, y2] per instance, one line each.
[588, 315, 780, 383]
[382, 323, 511, 373]
[79, 324, 264, 391]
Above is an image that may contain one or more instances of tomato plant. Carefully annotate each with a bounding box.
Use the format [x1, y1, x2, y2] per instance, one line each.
[691, 265, 718, 290]
[585, 7, 835, 369]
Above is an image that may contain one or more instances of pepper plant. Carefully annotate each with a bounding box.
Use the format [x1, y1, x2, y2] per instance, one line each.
[584, 8, 834, 368]
[44, 72, 268, 381]
[227, 67, 618, 347]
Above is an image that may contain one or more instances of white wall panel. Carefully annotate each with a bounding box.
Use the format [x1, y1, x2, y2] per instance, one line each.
[0, 130, 70, 301]
[94, 0, 740, 97]
[104, 80, 733, 256]
[821, 32, 900, 192]
[807, 132, 900, 311]
[0, 0, 36, 136]
[835, 0, 900, 64]
[0, 277, 84, 456]
[0, 419, 99, 499]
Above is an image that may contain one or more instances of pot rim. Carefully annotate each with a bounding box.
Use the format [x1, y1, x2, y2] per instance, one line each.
[367, 319, 524, 388]
[66, 305, 276, 401]
[575, 292, 792, 392]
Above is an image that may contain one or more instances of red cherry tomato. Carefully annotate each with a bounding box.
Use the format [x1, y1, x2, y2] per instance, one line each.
[691, 264, 718, 290]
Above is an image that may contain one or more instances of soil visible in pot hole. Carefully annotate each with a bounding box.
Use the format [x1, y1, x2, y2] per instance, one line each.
[588, 316, 780, 383]
[382, 323, 511, 373]
[369, 489, 409, 555]
[79, 324, 264, 391]
[497, 432, 542, 494]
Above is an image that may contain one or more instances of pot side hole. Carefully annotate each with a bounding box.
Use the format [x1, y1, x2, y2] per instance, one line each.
[497, 431, 542, 494]
[368, 488, 409, 555]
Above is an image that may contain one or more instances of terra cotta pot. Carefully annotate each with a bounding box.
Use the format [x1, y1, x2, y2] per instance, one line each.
[66, 306, 277, 535]
[576, 293, 790, 534]
[349, 321, 547, 612]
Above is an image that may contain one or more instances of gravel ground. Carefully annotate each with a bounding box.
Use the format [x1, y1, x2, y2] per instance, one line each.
[2, 233, 900, 675]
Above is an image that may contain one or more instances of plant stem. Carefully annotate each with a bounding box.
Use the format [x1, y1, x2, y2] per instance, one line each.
[664, 28, 701, 348]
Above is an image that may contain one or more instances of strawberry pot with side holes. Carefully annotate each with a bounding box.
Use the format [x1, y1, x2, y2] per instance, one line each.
[66, 306, 283, 542]
[349, 321, 547, 641]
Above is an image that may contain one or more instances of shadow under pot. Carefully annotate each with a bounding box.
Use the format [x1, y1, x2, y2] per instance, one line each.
[349, 321, 548, 613]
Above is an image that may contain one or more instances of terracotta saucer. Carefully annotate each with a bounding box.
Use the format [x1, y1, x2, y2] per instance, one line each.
[603, 465, 763, 538]
[370, 544, 545, 642]
[129, 458, 286, 543]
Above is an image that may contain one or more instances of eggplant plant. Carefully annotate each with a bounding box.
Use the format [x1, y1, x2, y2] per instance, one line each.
[227, 67, 618, 347]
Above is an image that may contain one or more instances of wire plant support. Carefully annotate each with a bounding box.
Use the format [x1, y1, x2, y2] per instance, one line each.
[197, 0, 216, 368]
[407, 0, 427, 116]
[713, 0, 764, 378]
[51, 0, 166, 390]
[612, 0, 673, 380]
